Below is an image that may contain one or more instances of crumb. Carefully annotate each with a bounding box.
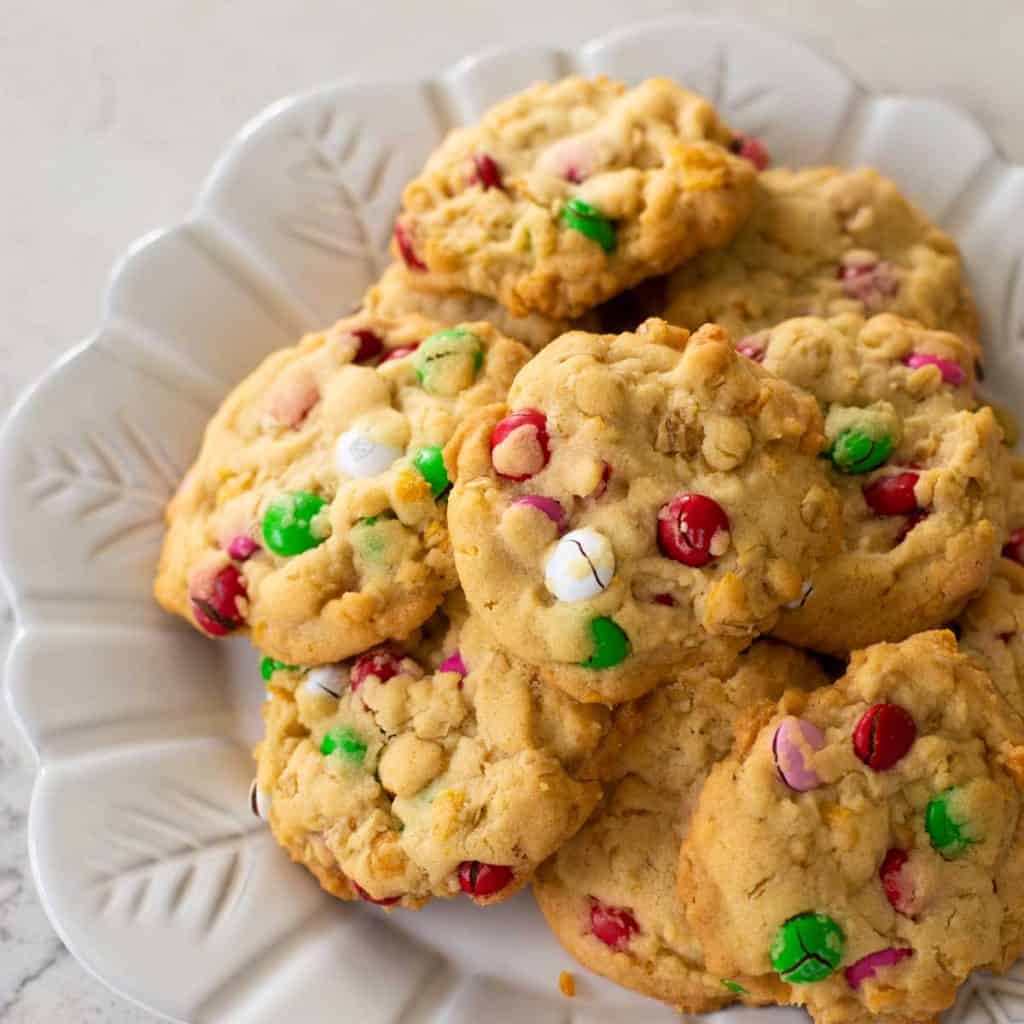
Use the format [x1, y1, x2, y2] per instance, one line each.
[558, 971, 576, 998]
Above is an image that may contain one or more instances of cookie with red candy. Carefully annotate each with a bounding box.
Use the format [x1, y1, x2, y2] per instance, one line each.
[254, 600, 610, 909]
[678, 630, 1024, 1024]
[445, 317, 841, 704]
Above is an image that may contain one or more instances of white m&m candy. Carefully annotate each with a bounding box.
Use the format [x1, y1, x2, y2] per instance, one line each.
[545, 527, 615, 602]
[335, 428, 403, 479]
[302, 665, 346, 699]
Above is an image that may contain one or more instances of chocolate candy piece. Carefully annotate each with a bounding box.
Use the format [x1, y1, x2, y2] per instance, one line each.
[471, 153, 503, 190]
[589, 898, 639, 949]
[353, 882, 401, 907]
[226, 534, 258, 561]
[438, 651, 467, 676]
[248, 779, 271, 821]
[381, 342, 420, 363]
[561, 198, 616, 252]
[853, 703, 916, 770]
[544, 527, 615, 602]
[772, 716, 826, 791]
[190, 565, 247, 636]
[657, 493, 730, 567]
[351, 328, 384, 364]
[926, 787, 975, 858]
[770, 912, 845, 983]
[511, 495, 566, 533]
[580, 617, 629, 670]
[414, 328, 483, 396]
[262, 492, 329, 556]
[412, 446, 450, 497]
[721, 980, 748, 994]
[903, 352, 965, 387]
[844, 948, 913, 989]
[394, 220, 425, 271]
[829, 429, 893, 475]
[260, 656, 298, 682]
[735, 332, 767, 362]
[458, 861, 514, 897]
[350, 645, 406, 691]
[302, 665, 344, 700]
[1003, 527, 1024, 565]
[335, 428, 403, 479]
[837, 260, 898, 306]
[862, 472, 921, 516]
[490, 408, 550, 481]
[879, 848, 921, 916]
[321, 726, 368, 763]
[730, 133, 771, 170]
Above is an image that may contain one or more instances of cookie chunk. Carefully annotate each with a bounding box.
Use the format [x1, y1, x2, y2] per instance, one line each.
[253, 603, 608, 908]
[445, 318, 841, 703]
[396, 77, 757, 320]
[154, 313, 530, 665]
[661, 168, 980, 355]
[678, 631, 1024, 1024]
[760, 314, 1008, 654]
[363, 262, 584, 352]
[534, 641, 828, 1012]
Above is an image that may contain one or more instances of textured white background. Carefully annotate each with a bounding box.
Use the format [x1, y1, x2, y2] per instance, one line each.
[1, 1, 1022, 1020]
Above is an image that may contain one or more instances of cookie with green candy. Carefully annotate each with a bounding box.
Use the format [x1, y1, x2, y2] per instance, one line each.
[446, 317, 841, 704]
[154, 311, 530, 665]
[679, 630, 1024, 1024]
[253, 600, 612, 909]
[754, 313, 1009, 655]
[395, 76, 756, 320]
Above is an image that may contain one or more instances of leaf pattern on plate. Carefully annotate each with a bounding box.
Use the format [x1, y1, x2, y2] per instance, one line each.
[286, 106, 394, 288]
[26, 415, 181, 559]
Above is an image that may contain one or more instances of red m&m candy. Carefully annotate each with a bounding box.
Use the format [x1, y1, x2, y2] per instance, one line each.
[458, 861, 514, 898]
[350, 645, 406, 691]
[394, 221, 426, 272]
[657, 493, 730, 567]
[471, 153, 503, 190]
[490, 409, 550, 481]
[589, 898, 639, 949]
[862, 472, 920, 516]
[1004, 527, 1024, 565]
[879, 848, 922, 916]
[353, 882, 401, 907]
[191, 565, 247, 636]
[853, 704, 916, 770]
[351, 329, 384, 364]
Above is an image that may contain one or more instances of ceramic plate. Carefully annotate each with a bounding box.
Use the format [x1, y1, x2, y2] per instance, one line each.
[2, 15, 1023, 1024]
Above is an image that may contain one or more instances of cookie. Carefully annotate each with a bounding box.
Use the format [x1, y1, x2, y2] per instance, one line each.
[678, 630, 1024, 1024]
[660, 167, 980, 356]
[395, 77, 757, 320]
[534, 641, 828, 1012]
[363, 262, 585, 352]
[445, 317, 841, 703]
[758, 313, 1009, 654]
[254, 601, 610, 908]
[154, 313, 530, 665]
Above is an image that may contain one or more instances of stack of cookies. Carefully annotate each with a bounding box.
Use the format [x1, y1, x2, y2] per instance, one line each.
[153, 75, 1024, 1023]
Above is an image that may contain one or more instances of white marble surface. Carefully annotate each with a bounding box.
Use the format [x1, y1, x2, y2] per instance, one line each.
[1, 1, 1022, 1020]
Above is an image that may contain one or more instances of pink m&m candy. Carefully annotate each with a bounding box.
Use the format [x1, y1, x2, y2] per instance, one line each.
[657, 493, 730, 567]
[226, 534, 259, 561]
[490, 409, 550, 481]
[730, 134, 771, 171]
[838, 260, 899, 307]
[394, 220, 426, 272]
[1003, 527, 1024, 565]
[511, 494, 566, 532]
[439, 650, 467, 676]
[735, 333, 767, 362]
[772, 716, 826, 791]
[471, 153, 503, 190]
[903, 352, 965, 387]
[191, 565, 247, 637]
[844, 948, 913, 989]
[458, 861, 514, 898]
[853, 704, 916, 771]
[879, 848, 923, 916]
[381, 341, 420, 363]
[350, 645, 406, 691]
[589, 898, 639, 949]
[862, 472, 920, 516]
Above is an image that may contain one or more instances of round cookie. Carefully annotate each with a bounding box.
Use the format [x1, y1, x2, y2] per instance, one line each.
[254, 602, 610, 908]
[660, 167, 980, 356]
[445, 317, 841, 703]
[396, 76, 757, 320]
[759, 313, 1009, 654]
[534, 641, 829, 1012]
[363, 262, 586, 352]
[678, 630, 1024, 1024]
[154, 312, 530, 665]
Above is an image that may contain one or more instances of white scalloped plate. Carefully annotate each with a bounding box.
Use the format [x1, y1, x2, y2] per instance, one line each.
[3, 15, 1023, 1024]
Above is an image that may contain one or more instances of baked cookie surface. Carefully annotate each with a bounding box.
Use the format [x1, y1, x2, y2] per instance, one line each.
[678, 630, 1024, 1024]
[154, 313, 530, 664]
[254, 603, 609, 909]
[660, 167, 980, 354]
[396, 77, 757, 320]
[761, 313, 1008, 654]
[534, 641, 828, 1012]
[446, 318, 841, 703]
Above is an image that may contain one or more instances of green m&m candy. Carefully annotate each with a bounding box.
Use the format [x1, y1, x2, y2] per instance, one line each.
[262, 491, 329, 556]
[561, 198, 616, 253]
[926, 787, 975, 858]
[413, 446, 450, 497]
[721, 980, 747, 994]
[321, 726, 368, 764]
[581, 616, 629, 670]
[828, 428, 893, 475]
[260, 656, 299, 681]
[770, 912, 845, 983]
[415, 329, 484, 396]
